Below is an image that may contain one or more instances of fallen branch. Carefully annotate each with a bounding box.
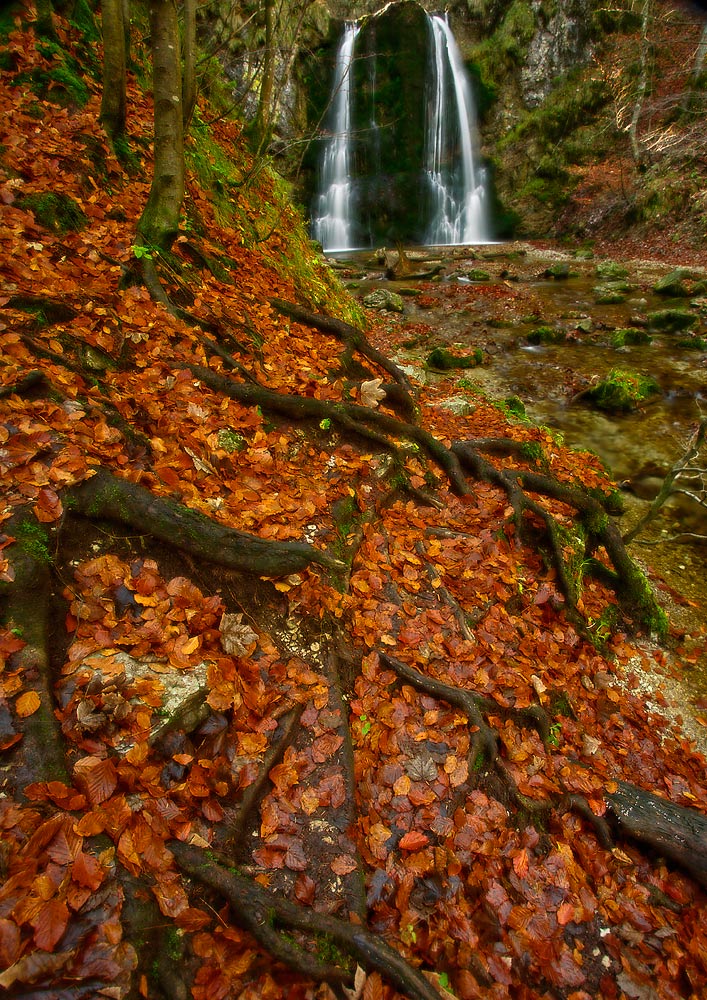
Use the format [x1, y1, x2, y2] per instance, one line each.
[607, 780, 707, 888]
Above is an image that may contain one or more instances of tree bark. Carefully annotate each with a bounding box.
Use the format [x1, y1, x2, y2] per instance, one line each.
[607, 780, 707, 888]
[181, 0, 196, 131]
[137, 0, 185, 250]
[100, 0, 127, 141]
[252, 0, 276, 153]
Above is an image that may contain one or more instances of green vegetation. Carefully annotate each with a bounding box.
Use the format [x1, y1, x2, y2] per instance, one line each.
[426, 346, 483, 370]
[584, 368, 660, 412]
[16, 521, 51, 564]
[610, 328, 652, 348]
[526, 325, 565, 345]
[647, 309, 697, 333]
[20, 192, 87, 233]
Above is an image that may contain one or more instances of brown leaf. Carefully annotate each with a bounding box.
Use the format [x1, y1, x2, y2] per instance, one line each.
[15, 690, 41, 718]
[32, 898, 69, 951]
[73, 755, 117, 805]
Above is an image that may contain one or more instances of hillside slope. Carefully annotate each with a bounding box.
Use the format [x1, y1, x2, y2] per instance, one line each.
[1, 7, 706, 1000]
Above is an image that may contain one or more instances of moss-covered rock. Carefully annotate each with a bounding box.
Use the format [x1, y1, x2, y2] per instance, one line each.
[426, 346, 483, 370]
[526, 325, 566, 344]
[467, 268, 492, 281]
[595, 261, 629, 280]
[583, 368, 660, 412]
[19, 192, 87, 233]
[610, 328, 652, 348]
[647, 308, 697, 333]
[362, 289, 404, 312]
[653, 268, 694, 297]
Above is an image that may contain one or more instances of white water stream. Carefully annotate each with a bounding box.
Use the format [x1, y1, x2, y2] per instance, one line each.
[311, 23, 360, 253]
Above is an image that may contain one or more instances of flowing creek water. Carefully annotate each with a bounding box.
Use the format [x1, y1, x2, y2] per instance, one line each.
[335, 242, 707, 747]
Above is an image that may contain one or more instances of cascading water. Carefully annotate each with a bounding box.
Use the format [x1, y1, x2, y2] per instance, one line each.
[424, 14, 489, 245]
[311, 23, 360, 253]
[311, 11, 490, 249]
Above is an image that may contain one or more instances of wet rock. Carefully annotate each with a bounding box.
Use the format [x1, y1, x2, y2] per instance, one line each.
[438, 395, 474, 416]
[596, 260, 629, 280]
[610, 328, 652, 347]
[426, 346, 483, 370]
[544, 262, 572, 279]
[647, 308, 697, 333]
[653, 267, 694, 297]
[594, 281, 631, 304]
[466, 268, 492, 281]
[527, 325, 566, 344]
[362, 288, 404, 312]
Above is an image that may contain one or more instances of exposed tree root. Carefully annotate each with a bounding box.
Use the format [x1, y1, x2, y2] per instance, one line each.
[451, 439, 666, 632]
[607, 780, 707, 888]
[269, 297, 415, 399]
[0, 508, 69, 791]
[66, 466, 342, 576]
[170, 840, 445, 1000]
[0, 369, 46, 399]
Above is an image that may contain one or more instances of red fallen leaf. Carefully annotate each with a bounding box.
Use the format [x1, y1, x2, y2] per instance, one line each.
[512, 847, 529, 878]
[331, 854, 358, 876]
[33, 486, 63, 524]
[557, 901, 576, 926]
[32, 897, 69, 951]
[399, 830, 429, 851]
[0, 917, 21, 969]
[294, 873, 316, 905]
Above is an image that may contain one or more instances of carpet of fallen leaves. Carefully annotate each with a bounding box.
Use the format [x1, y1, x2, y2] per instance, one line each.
[1, 10, 707, 1000]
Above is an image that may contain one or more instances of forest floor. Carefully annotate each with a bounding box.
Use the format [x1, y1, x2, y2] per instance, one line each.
[1, 10, 707, 1000]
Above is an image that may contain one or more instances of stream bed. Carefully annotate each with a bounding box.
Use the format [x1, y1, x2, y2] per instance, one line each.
[334, 241, 707, 741]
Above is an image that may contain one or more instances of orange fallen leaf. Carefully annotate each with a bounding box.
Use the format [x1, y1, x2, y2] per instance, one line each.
[399, 831, 429, 851]
[15, 690, 41, 717]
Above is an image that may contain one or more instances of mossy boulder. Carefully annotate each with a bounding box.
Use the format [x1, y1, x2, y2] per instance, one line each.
[466, 269, 492, 282]
[426, 346, 483, 370]
[595, 261, 629, 280]
[527, 325, 565, 345]
[19, 192, 87, 233]
[593, 281, 631, 304]
[653, 268, 694, 297]
[583, 368, 660, 412]
[610, 328, 652, 348]
[544, 262, 572, 279]
[646, 308, 697, 333]
[362, 289, 404, 312]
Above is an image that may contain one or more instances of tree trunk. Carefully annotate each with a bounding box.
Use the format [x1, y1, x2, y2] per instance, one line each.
[181, 0, 196, 131]
[100, 0, 127, 141]
[628, 0, 652, 168]
[252, 0, 275, 153]
[137, 0, 185, 250]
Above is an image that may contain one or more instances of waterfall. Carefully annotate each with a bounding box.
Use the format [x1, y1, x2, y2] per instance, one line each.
[311, 23, 360, 252]
[424, 14, 489, 246]
[311, 13, 490, 250]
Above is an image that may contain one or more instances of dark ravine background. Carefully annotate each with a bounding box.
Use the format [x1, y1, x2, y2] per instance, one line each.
[208, 0, 707, 255]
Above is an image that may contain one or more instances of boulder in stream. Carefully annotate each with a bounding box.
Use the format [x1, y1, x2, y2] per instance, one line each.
[647, 308, 697, 333]
[362, 288, 405, 312]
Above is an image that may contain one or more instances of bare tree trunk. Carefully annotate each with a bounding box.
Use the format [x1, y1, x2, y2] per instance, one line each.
[628, 0, 652, 168]
[137, 0, 185, 250]
[182, 0, 196, 131]
[691, 21, 707, 82]
[253, 0, 276, 153]
[100, 0, 127, 141]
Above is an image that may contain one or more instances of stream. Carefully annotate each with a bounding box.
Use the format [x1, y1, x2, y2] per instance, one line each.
[334, 242, 707, 741]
